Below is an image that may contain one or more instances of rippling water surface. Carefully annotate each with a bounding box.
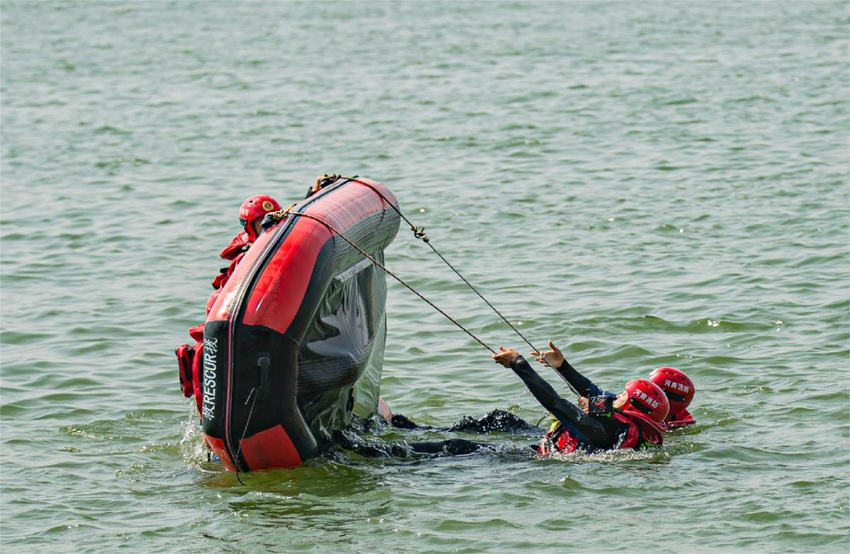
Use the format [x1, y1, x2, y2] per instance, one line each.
[2, 1, 848, 552]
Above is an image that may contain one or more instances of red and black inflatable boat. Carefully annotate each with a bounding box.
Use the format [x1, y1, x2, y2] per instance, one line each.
[202, 177, 400, 471]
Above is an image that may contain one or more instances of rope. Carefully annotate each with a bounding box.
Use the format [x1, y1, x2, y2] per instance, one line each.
[344, 177, 541, 355]
[277, 178, 580, 395]
[234, 387, 259, 485]
[284, 210, 496, 354]
[346, 178, 581, 396]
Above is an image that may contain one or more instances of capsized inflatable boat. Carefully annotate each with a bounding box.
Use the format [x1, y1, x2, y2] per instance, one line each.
[202, 177, 400, 471]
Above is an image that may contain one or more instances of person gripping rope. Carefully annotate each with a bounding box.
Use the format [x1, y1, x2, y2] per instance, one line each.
[534, 340, 697, 432]
[493, 344, 669, 454]
[342, 341, 674, 460]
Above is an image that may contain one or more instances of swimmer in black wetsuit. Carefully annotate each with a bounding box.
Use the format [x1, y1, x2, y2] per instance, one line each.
[493, 344, 668, 453]
[533, 341, 617, 400]
[336, 340, 668, 459]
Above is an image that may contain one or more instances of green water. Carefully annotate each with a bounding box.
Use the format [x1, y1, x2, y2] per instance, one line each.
[1, 1, 848, 552]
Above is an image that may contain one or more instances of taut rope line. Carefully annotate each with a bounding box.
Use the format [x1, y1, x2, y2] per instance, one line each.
[276, 209, 497, 354]
[345, 177, 542, 355]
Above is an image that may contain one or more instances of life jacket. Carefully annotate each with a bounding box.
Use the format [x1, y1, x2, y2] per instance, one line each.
[175, 323, 205, 415]
[538, 409, 664, 455]
[665, 408, 695, 429]
[205, 289, 221, 316]
[177, 233, 251, 416]
[538, 419, 582, 455]
[175, 343, 194, 398]
[211, 232, 252, 291]
[219, 231, 251, 260]
[616, 410, 664, 449]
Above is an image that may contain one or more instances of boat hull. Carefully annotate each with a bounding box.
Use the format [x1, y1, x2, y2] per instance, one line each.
[202, 177, 400, 471]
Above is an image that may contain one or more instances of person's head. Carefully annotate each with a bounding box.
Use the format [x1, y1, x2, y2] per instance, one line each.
[239, 194, 281, 241]
[618, 378, 670, 427]
[649, 367, 694, 413]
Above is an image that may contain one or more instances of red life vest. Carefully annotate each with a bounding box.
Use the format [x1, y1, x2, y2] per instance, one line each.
[175, 343, 194, 398]
[219, 231, 251, 260]
[177, 233, 255, 417]
[665, 408, 695, 429]
[617, 410, 664, 448]
[211, 232, 251, 291]
[175, 323, 205, 415]
[538, 410, 664, 455]
[538, 423, 581, 455]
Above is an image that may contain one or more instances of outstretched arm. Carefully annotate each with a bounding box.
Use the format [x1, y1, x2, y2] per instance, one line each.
[532, 341, 615, 398]
[493, 347, 607, 440]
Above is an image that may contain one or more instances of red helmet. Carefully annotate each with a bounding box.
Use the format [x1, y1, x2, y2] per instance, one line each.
[623, 378, 669, 424]
[239, 194, 281, 240]
[649, 367, 695, 412]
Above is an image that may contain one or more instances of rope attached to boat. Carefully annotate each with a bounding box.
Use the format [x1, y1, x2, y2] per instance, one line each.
[267, 179, 578, 391]
[341, 178, 580, 395]
[267, 208, 496, 354]
[343, 177, 542, 356]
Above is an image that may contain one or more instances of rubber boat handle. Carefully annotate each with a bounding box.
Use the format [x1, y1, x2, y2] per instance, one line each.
[257, 354, 271, 400]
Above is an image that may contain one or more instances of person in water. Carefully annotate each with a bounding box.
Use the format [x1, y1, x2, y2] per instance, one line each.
[493, 344, 669, 454]
[342, 340, 674, 459]
[531, 341, 696, 430]
[176, 174, 348, 417]
[177, 193, 283, 414]
[204, 194, 283, 313]
[204, 175, 337, 316]
[649, 366, 696, 428]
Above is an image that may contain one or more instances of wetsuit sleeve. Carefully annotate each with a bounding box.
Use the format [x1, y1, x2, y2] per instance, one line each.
[509, 356, 608, 441]
[553, 359, 615, 398]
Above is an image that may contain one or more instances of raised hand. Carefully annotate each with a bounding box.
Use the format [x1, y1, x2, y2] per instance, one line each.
[531, 340, 565, 368]
[492, 346, 519, 368]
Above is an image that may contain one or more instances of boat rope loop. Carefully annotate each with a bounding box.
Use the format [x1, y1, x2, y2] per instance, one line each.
[288, 210, 496, 354]
[265, 203, 298, 222]
[344, 177, 541, 355]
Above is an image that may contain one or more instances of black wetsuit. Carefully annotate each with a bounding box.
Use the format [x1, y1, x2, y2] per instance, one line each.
[333, 407, 541, 458]
[391, 409, 540, 434]
[338, 356, 630, 458]
[549, 357, 616, 400]
[334, 427, 490, 458]
[508, 356, 630, 452]
[392, 357, 629, 452]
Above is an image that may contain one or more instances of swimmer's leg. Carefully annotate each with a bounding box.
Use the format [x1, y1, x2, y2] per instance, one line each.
[409, 438, 488, 456]
[448, 409, 541, 434]
[392, 410, 540, 434]
[334, 430, 485, 459]
[333, 430, 407, 458]
[390, 413, 433, 430]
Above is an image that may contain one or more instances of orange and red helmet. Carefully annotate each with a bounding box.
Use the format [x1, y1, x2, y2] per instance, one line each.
[623, 378, 670, 424]
[239, 194, 281, 240]
[649, 367, 695, 413]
